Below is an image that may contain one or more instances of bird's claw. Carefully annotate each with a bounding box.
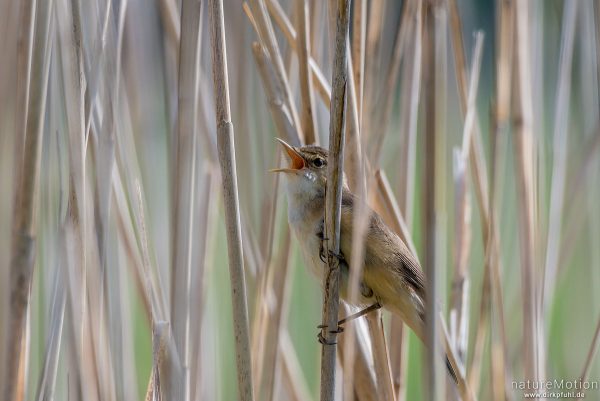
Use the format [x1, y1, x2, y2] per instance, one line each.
[317, 331, 337, 345]
[317, 323, 344, 345]
[328, 249, 346, 265]
[319, 244, 327, 263]
[318, 235, 329, 263]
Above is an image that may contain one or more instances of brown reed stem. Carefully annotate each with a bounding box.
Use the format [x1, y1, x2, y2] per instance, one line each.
[208, 0, 255, 400]
[320, 1, 351, 400]
[4, 0, 53, 399]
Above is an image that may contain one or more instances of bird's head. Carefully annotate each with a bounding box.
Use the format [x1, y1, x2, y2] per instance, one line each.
[270, 138, 329, 203]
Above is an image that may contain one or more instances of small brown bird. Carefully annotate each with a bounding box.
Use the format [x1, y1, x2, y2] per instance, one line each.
[271, 138, 457, 382]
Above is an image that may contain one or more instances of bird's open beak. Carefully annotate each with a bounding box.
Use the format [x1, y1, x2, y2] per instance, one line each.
[269, 138, 305, 173]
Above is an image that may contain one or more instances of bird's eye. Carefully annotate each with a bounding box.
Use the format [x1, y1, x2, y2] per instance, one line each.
[313, 157, 325, 168]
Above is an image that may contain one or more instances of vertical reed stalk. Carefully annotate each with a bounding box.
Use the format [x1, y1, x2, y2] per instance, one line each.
[320, 1, 351, 400]
[513, 0, 538, 383]
[351, 0, 366, 122]
[4, 0, 53, 399]
[422, 1, 446, 397]
[391, 3, 422, 397]
[208, 0, 255, 400]
[169, 0, 202, 398]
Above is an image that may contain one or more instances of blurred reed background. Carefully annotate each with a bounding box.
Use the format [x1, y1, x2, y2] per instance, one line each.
[0, 0, 599, 400]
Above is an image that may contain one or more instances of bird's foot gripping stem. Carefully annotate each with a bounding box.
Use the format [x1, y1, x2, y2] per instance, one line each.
[317, 323, 344, 345]
[318, 237, 346, 265]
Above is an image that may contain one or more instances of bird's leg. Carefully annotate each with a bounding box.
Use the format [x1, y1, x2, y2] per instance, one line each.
[337, 302, 382, 327]
[316, 301, 382, 344]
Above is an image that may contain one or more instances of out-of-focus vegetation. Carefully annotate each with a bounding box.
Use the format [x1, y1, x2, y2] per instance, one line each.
[0, 0, 599, 400]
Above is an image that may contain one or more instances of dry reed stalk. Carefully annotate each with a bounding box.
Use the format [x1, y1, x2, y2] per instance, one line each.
[33, 257, 66, 401]
[4, 0, 53, 399]
[450, 32, 483, 367]
[208, 0, 255, 400]
[295, 0, 317, 144]
[246, 0, 303, 142]
[465, 0, 514, 394]
[64, 190, 101, 401]
[320, 1, 351, 400]
[89, 0, 123, 394]
[169, 0, 203, 398]
[368, 0, 411, 163]
[280, 331, 317, 401]
[249, 155, 285, 398]
[396, 0, 422, 224]
[343, 39, 364, 194]
[248, 159, 279, 391]
[370, 175, 416, 401]
[542, 0, 577, 316]
[365, 312, 396, 401]
[513, 0, 539, 383]
[189, 169, 218, 401]
[340, 123, 393, 401]
[157, 0, 180, 45]
[11, 0, 35, 221]
[389, 4, 422, 396]
[361, 0, 384, 144]
[262, 0, 332, 103]
[145, 320, 169, 401]
[422, 1, 447, 397]
[448, 0, 490, 231]
[56, 3, 91, 398]
[374, 171, 419, 266]
[256, 232, 293, 401]
[351, 0, 366, 122]
[336, 304, 378, 401]
[559, 128, 600, 269]
[250, 42, 301, 146]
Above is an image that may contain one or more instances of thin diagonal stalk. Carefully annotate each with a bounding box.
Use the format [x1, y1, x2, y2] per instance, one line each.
[320, 1, 351, 400]
[208, 0, 255, 400]
[33, 251, 66, 401]
[450, 32, 483, 366]
[295, 0, 317, 144]
[250, 41, 301, 146]
[542, 0, 577, 317]
[263, 0, 332, 104]
[247, 0, 303, 142]
[576, 314, 600, 401]
[465, 0, 513, 394]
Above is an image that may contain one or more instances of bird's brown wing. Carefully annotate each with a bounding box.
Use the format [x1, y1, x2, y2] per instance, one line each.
[338, 190, 426, 296]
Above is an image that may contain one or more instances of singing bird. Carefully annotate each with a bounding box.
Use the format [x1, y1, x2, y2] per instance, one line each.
[271, 138, 457, 382]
